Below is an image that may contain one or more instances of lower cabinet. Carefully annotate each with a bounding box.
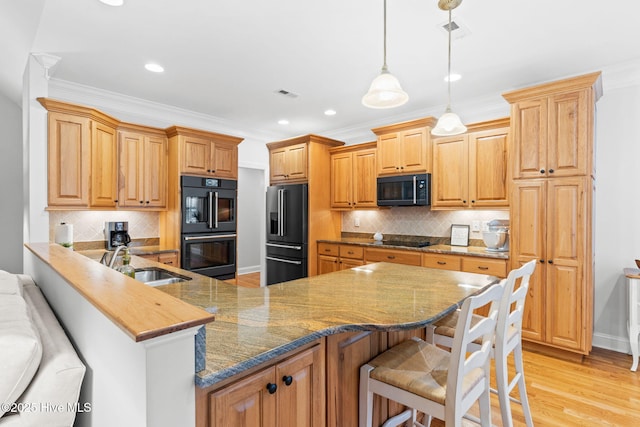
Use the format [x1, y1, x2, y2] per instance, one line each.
[364, 247, 422, 266]
[317, 243, 365, 274]
[136, 251, 178, 267]
[201, 341, 325, 427]
[422, 253, 508, 278]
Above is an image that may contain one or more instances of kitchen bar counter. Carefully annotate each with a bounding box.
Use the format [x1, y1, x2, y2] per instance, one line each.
[154, 262, 501, 387]
[317, 237, 509, 260]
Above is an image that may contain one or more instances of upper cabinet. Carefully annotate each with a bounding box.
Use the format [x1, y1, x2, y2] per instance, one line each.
[503, 72, 601, 180]
[329, 142, 377, 209]
[39, 98, 119, 208]
[372, 117, 436, 176]
[118, 124, 168, 209]
[269, 142, 308, 183]
[169, 127, 242, 179]
[431, 119, 510, 209]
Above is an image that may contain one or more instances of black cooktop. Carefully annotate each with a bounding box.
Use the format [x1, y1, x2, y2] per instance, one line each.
[378, 240, 431, 248]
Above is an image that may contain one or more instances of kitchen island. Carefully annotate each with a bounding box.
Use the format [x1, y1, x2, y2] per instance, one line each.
[25, 243, 500, 427]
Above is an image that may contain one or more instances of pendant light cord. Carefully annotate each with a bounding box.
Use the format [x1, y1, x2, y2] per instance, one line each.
[446, 9, 452, 109]
[382, 0, 388, 71]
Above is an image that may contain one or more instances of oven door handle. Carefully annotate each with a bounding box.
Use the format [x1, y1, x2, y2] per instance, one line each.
[266, 256, 303, 265]
[214, 191, 219, 229]
[184, 234, 237, 241]
[266, 243, 303, 251]
[208, 192, 214, 229]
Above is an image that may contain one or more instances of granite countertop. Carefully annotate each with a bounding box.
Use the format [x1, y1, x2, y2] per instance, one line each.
[154, 262, 500, 388]
[317, 237, 509, 260]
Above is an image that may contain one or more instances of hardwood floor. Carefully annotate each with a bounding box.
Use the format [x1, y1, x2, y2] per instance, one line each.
[226, 273, 640, 425]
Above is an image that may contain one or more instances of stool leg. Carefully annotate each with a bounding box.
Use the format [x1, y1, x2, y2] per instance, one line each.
[513, 342, 534, 427]
[495, 348, 513, 427]
[359, 365, 375, 427]
[630, 323, 639, 372]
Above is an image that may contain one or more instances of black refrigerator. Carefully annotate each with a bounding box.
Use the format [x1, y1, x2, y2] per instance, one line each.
[265, 183, 308, 285]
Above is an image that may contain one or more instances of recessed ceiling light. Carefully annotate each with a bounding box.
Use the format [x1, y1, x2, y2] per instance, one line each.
[144, 63, 164, 73]
[99, 0, 124, 6]
[444, 73, 461, 82]
[324, 109, 337, 116]
[278, 119, 289, 125]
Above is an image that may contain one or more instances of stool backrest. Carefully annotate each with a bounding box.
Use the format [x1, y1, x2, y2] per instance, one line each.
[496, 260, 537, 346]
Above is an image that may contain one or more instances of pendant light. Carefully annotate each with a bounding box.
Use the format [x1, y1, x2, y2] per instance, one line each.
[362, 0, 409, 109]
[432, 0, 467, 136]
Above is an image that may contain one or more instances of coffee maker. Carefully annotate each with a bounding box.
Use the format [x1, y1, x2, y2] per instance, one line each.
[105, 221, 131, 250]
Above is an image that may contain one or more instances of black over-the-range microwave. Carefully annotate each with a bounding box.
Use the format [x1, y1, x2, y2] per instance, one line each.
[376, 173, 431, 207]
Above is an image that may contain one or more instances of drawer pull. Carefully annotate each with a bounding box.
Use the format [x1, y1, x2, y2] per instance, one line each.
[325, 249, 331, 252]
[437, 261, 447, 265]
[478, 266, 489, 270]
[347, 251, 354, 255]
[387, 256, 396, 260]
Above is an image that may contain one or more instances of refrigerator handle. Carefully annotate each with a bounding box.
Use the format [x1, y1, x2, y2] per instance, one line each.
[214, 191, 219, 229]
[280, 189, 286, 236]
[208, 191, 214, 229]
[413, 175, 417, 205]
[278, 189, 285, 237]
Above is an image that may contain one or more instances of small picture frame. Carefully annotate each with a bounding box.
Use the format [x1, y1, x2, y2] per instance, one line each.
[450, 224, 470, 247]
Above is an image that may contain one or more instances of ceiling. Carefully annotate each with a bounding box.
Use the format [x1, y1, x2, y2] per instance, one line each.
[2, 0, 640, 140]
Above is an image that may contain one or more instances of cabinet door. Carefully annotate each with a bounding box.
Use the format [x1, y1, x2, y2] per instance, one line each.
[377, 133, 400, 175]
[547, 90, 589, 177]
[352, 149, 377, 207]
[318, 255, 339, 275]
[400, 128, 428, 173]
[469, 128, 509, 208]
[211, 141, 237, 179]
[210, 367, 276, 427]
[330, 152, 353, 208]
[545, 178, 586, 350]
[270, 147, 288, 182]
[326, 331, 387, 427]
[510, 180, 546, 342]
[90, 122, 118, 207]
[285, 143, 308, 181]
[512, 99, 548, 180]
[118, 131, 145, 207]
[182, 136, 212, 175]
[144, 135, 167, 207]
[276, 344, 325, 427]
[48, 112, 91, 206]
[432, 135, 468, 208]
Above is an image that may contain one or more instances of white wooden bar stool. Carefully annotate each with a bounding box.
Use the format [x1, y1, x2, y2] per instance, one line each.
[359, 280, 505, 427]
[425, 260, 537, 427]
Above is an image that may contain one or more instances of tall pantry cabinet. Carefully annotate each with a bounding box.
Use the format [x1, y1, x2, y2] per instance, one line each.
[503, 72, 602, 355]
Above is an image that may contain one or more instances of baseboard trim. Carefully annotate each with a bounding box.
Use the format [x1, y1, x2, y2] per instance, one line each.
[592, 332, 631, 354]
[238, 265, 260, 276]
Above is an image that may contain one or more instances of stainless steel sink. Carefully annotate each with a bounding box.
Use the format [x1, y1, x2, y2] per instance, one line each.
[134, 268, 192, 286]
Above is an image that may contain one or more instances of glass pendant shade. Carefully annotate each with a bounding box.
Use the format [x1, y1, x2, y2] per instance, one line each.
[362, 67, 409, 109]
[432, 107, 467, 136]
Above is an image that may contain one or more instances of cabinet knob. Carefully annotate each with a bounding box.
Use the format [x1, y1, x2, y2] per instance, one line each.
[146, 201, 150, 204]
[549, 168, 554, 174]
[548, 260, 554, 264]
[266, 383, 277, 394]
[114, 199, 118, 203]
[207, 169, 212, 173]
[211, 170, 216, 173]
[463, 200, 467, 204]
[540, 259, 545, 263]
[139, 200, 144, 204]
[283, 375, 293, 386]
[540, 169, 545, 174]
[471, 200, 475, 203]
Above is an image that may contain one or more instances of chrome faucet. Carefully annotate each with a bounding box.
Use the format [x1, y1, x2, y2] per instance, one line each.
[100, 245, 129, 269]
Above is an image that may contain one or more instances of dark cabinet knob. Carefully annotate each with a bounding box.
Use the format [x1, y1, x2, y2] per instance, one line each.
[139, 200, 144, 204]
[540, 169, 545, 174]
[471, 200, 475, 203]
[548, 260, 554, 264]
[549, 169, 555, 173]
[266, 383, 277, 394]
[463, 200, 467, 204]
[146, 201, 150, 204]
[540, 259, 545, 263]
[211, 170, 216, 173]
[283, 375, 293, 386]
[114, 200, 118, 203]
[207, 169, 212, 173]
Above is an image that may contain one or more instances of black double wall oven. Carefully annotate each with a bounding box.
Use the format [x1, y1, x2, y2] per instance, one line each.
[181, 176, 237, 280]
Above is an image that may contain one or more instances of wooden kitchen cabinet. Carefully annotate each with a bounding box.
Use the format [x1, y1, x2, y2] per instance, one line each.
[40, 98, 120, 208]
[269, 142, 308, 183]
[167, 126, 242, 179]
[422, 253, 462, 271]
[136, 251, 178, 266]
[118, 125, 168, 209]
[372, 117, 436, 176]
[431, 119, 509, 209]
[317, 243, 365, 274]
[461, 256, 507, 277]
[329, 142, 377, 209]
[205, 341, 325, 427]
[364, 247, 421, 266]
[503, 72, 601, 355]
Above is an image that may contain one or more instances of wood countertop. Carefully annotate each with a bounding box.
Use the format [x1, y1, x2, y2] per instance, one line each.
[153, 262, 501, 387]
[25, 243, 215, 342]
[317, 238, 509, 260]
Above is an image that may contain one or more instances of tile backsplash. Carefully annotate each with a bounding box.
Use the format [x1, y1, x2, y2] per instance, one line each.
[49, 211, 159, 243]
[342, 208, 509, 241]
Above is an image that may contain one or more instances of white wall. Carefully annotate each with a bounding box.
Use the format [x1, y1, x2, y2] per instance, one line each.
[0, 92, 23, 272]
[237, 166, 265, 275]
[592, 82, 640, 351]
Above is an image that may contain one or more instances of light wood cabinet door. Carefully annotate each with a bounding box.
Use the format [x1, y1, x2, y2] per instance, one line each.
[330, 152, 353, 209]
[432, 134, 468, 208]
[270, 143, 308, 183]
[119, 131, 167, 208]
[545, 178, 587, 350]
[400, 128, 429, 173]
[182, 135, 212, 175]
[211, 141, 238, 179]
[144, 135, 167, 207]
[352, 148, 377, 208]
[510, 180, 546, 342]
[468, 127, 509, 208]
[376, 133, 401, 175]
[210, 366, 276, 427]
[90, 122, 118, 207]
[547, 90, 589, 178]
[275, 344, 325, 427]
[511, 98, 548, 180]
[317, 254, 340, 275]
[47, 112, 91, 207]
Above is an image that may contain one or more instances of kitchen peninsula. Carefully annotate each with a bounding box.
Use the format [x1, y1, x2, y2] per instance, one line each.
[24, 243, 499, 427]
